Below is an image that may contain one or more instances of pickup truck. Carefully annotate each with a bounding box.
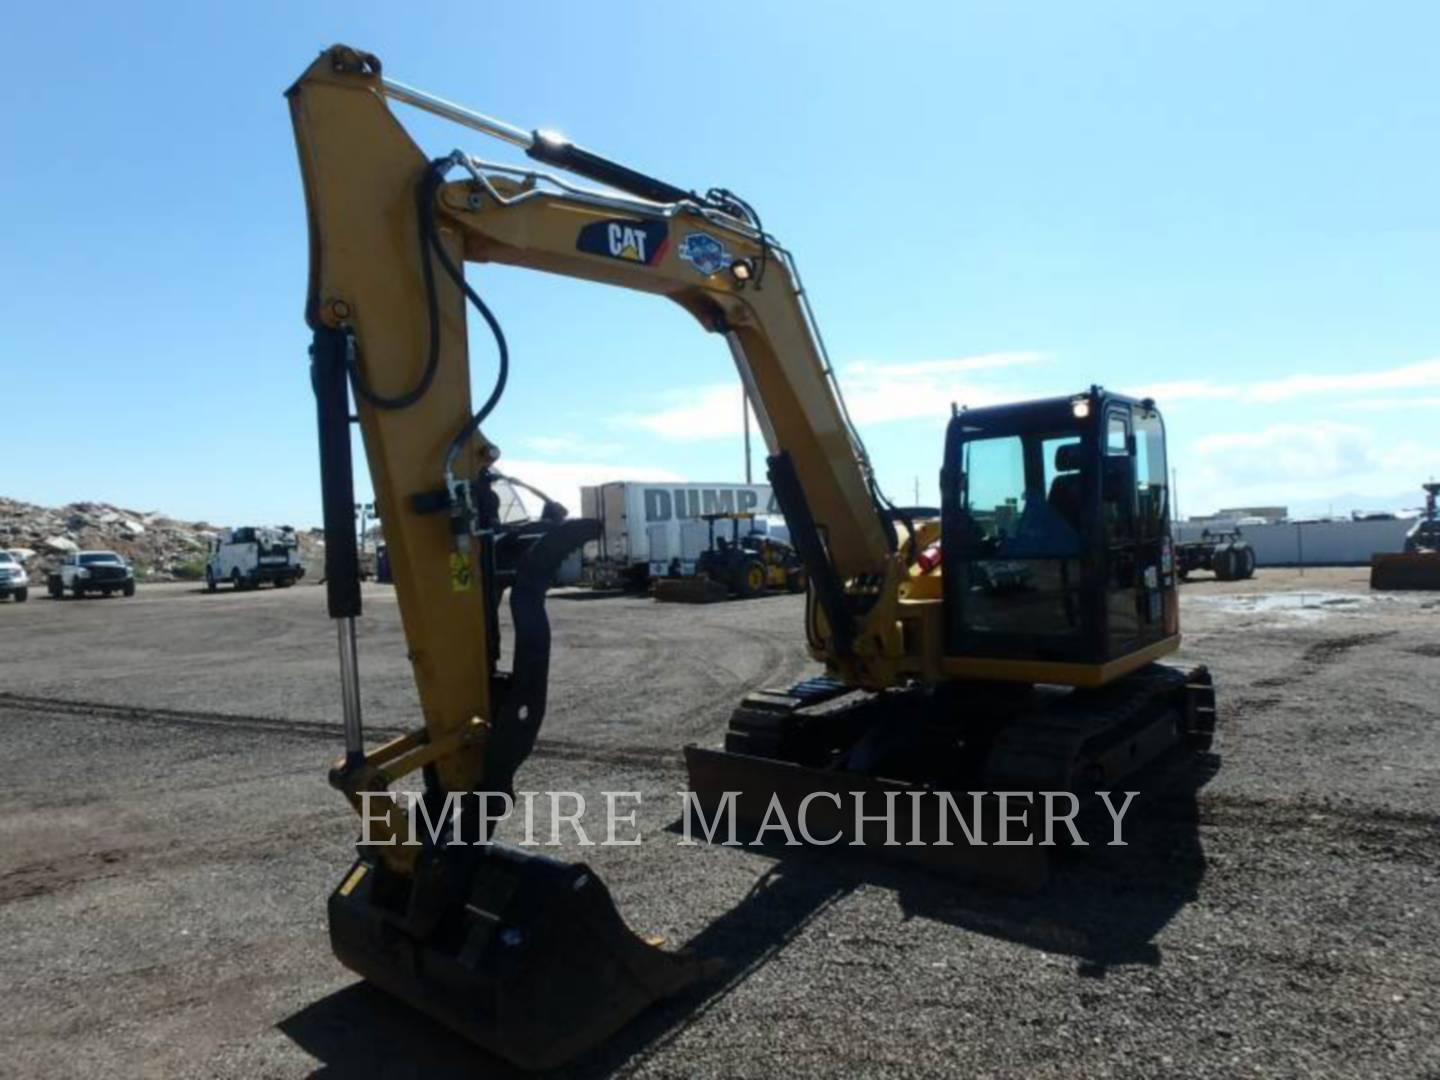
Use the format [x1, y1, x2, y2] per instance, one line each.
[0, 551, 29, 602]
[47, 550, 136, 599]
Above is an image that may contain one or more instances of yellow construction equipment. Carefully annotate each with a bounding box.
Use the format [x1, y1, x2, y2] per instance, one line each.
[652, 511, 804, 602]
[288, 45, 1218, 1069]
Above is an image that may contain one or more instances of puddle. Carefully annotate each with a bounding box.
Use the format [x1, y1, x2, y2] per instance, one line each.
[1188, 591, 1408, 621]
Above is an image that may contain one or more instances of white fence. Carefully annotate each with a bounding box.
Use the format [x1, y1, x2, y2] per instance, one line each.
[1175, 518, 1412, 567]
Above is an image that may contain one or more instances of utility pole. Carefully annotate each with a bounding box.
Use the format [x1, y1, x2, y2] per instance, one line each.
[1171, 467, 1180, 524]
[742, 389, 752, 485]
[914, 476, 920, 506]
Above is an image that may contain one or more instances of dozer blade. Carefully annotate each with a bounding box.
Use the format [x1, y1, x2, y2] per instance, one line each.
[1370, 551, 1440, 590]
[652, 575, 729, 603]
[683, 746, 1050, 892]
[329, 841, 716, 1070]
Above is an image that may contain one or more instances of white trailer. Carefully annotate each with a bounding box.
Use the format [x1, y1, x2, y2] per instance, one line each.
[580, 481, 783, 587]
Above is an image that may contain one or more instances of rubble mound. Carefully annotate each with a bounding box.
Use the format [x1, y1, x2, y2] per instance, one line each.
[0, 496, 324, 581]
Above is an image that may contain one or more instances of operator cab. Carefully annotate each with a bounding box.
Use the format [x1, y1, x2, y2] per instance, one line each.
[940, 387, 1177, 682]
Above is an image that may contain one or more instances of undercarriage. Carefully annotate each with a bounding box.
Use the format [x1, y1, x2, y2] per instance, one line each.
[686, 665, 1216, 889]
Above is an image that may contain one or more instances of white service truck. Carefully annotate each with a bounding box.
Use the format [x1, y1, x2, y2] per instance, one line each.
[580, 481, 786, 588]
[206, 526, 304, 591]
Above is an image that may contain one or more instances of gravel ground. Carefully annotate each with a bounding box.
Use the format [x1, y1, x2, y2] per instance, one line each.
[0, 569, 1436, 1078]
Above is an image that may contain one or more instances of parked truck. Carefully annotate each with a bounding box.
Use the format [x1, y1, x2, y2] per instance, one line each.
[1175, 527, 1256, 582]
[580, 481, 785, 588]
[205, 526, 304, 591]
[47, 550, 135, 598]
[0, 551, 30, 602]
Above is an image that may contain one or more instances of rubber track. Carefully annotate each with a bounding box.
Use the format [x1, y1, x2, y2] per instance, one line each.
[982, 664, 1194, 789]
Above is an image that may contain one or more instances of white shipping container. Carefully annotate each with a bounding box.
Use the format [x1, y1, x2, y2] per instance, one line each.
[580, 481, 782, 582]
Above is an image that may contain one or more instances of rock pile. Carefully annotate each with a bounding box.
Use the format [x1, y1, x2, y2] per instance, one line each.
[0, 496, 324, 581]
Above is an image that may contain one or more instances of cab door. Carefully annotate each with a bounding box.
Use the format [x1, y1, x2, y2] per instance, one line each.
[1102, 406, 1141, 658]
[1131, 405, 1175, 640]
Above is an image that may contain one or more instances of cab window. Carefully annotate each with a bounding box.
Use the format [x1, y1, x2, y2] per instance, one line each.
[953, 428, 1086, 645]
[1134, 409, 1168, 536]
[1107, 415, 1128, 454]
[959, 435, 1026, 546]
[958, 433, 1081, 557]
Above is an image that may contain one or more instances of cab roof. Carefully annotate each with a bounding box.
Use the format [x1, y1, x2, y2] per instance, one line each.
[947, 387, 1158, 437]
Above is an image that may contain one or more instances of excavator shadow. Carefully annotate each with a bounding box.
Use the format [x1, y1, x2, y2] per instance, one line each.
[882, 749, 1220, 973]
[278, 751, 1214, 1077]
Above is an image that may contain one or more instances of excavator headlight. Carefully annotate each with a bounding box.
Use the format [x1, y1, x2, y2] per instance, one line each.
[730, 258, 754, 283]
[1071, 397, 1091, 419]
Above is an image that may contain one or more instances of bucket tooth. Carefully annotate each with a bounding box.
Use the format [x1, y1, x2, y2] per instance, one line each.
[328, 842, 715, 1070]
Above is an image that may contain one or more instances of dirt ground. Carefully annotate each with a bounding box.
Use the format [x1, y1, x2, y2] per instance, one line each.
[0, 568, 1436, 1078]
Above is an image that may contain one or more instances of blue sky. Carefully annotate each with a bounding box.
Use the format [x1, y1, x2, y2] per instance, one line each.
[4, 2, 1438, 525]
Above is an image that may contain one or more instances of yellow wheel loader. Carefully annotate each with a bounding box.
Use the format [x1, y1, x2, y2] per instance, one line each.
[287, 45, 1218, 1070]
[652, 511, 803, 602]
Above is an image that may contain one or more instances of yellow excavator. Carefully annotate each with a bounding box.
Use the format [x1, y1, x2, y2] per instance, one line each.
[288, 45, 1217, 1070]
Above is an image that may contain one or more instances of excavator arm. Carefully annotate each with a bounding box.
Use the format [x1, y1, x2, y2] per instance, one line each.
[286, 45, 913, 1066]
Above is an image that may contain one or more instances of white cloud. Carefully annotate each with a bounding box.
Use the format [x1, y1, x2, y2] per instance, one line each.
[495, 457, 685, 517]
[1348, 395, 1440, 411]
[1248, 359, 1440, 402]
[844, 351, 1045, 380]
[617, 351, 1440, 444]
[614, 351, 1047, 441]
[615, 353, 1440, 446]
[524, 433, 625, 458]
[1122, 379, 1240, 402]
[1192, 422, 1385, 482]
[1131, 357, 1440, 406]
[842, 351, 1046, 425]
[1181, 420, 1440, 515]
[613, 384, 747, 441]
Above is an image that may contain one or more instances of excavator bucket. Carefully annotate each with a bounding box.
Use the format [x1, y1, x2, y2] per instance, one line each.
[328, 842, 715, 1070]
[1370, 552, 1440, 590]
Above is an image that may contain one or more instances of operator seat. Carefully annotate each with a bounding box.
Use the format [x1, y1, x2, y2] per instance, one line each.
[1048, 442, 1085, 533]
